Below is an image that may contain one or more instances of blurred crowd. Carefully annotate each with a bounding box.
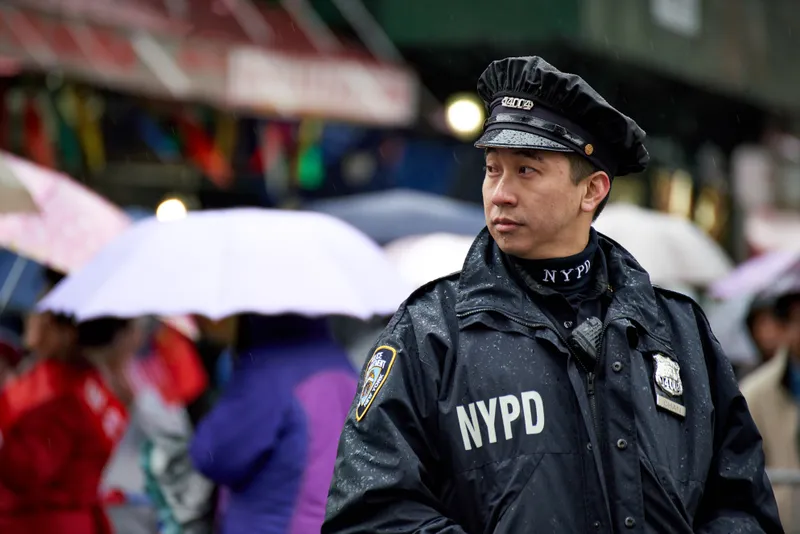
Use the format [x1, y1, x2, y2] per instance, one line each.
[0, 203, 799, 533]
[0, 282, 363, 533]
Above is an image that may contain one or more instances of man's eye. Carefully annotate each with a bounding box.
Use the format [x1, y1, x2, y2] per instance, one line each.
[484, 164, 499, 174]
[519, 166, 538, 175]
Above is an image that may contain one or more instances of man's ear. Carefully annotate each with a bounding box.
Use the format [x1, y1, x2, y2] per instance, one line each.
[580, 171, 611, 214]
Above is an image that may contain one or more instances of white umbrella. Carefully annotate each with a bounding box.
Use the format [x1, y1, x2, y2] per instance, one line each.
[593, 203, 733, 286]
[39, 208, 411, 321]
[384, 233, 475, 290]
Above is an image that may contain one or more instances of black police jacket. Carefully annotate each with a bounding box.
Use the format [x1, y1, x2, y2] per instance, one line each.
[324, 229, 783, 534]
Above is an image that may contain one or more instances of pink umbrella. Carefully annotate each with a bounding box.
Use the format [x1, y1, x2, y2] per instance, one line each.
[709, 249, 800, 300]
[0, 152, 197, 337]
[0, 151, 129, 273]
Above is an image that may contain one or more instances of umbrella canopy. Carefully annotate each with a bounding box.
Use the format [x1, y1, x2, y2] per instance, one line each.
[593, 203, 732, 286]
[38, 208, 411, 321]
[384, 233, 475, 290]
[706, 295, 762, 367]
[0, 151, 129, 272]
[306, 189, 486, 244]
[0, 250, 45, 312]
[0, 155, 37, 215]
[710, 250, 800, 300]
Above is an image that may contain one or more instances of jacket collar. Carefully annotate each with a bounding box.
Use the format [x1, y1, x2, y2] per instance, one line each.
[455, 228, 672, 342]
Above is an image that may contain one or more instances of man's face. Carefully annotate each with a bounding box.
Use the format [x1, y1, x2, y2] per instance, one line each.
[749, 310, 784, 360]
[482, 147, 598, 259]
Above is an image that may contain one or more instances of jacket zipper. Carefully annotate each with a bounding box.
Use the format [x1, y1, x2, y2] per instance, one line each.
[457, 306, 614, 434]
[458, 303, 619, 525]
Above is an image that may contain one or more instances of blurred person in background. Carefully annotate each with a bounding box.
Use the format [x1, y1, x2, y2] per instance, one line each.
[22, 267, 66, 362]
[190, 313, 357, 534]
[0, 314, 140, 533]
[329, 315, 392, 370]
[747, 295, 785, 365]
[132, 321, 216, 534]
[741, 292, 800, 528]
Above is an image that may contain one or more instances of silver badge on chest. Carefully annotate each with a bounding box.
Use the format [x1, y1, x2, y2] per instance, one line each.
[652, 354, 686, 418]
[653, 354, 683, 396]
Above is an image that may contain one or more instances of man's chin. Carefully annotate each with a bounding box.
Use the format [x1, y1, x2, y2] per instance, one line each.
[491, 232, 530, 258]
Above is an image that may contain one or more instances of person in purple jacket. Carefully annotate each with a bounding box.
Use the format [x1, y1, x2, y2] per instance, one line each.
[190, 314, 357, 534]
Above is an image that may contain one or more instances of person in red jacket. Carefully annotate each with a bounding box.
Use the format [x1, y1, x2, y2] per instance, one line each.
[0, 325, 23, 389]
[0, 313, 141, 534]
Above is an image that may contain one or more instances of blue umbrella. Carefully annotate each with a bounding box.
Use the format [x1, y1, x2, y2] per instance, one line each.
[0, 251, 45, 312]
[305, 189, 485, 244]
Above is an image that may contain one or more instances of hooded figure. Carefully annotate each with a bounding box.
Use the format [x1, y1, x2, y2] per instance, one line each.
[190, 314, 357, 534]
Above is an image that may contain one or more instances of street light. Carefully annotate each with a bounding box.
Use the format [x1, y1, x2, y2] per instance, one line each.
[156, 197, 187, 222]
[445, 93, 485, 140]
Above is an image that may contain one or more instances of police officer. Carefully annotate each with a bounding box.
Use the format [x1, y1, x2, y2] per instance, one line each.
[324, 57, 783, 533]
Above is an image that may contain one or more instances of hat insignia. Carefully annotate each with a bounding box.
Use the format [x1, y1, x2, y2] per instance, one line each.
[501, 96, 534, 111]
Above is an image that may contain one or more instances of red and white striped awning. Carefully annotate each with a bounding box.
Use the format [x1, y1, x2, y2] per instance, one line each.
[0, 0, 418, 127]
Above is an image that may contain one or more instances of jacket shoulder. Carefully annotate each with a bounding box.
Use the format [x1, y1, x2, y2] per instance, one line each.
[405, 271, 461, 303]
[652, 286, 708, 323]
[652, 285, 701, 307]
[394, 272, 460, 321]
[378, 273, 460, 362]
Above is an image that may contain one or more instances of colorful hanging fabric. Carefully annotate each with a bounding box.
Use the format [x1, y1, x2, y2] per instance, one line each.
[177, 113, 233, 189]
[258, 121, 290, 201]
[137, 112, 181, 163]
[23, 92, 55, 168]
[5, 88, 25, 154]
[36, 92, 59, 151]
[214, 111, 237, 164]
[297, 144, 324, 190]
[295, 120, 324, 191]
[76, 90, 106, 174]
[53, 86, 82, 174]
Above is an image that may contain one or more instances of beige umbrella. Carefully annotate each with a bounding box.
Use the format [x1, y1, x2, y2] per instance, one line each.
[0, 155, 37, 215]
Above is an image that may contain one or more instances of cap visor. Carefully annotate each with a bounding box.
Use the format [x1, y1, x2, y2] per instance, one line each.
[474, 128, 571, 152]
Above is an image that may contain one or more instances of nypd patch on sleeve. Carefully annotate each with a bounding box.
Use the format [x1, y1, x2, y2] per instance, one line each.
[355, 345, 397, 421]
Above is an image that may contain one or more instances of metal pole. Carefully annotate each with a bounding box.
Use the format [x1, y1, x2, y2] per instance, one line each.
[326, 0, 403, 62]
[131, 31, 193, 98]
[220, 0, 274, 46]
[279, 0, 343, 53]
[325, 0, 442, 122]
[767, 468, 800, 485]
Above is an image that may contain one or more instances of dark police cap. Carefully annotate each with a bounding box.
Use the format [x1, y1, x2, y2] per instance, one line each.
[475, 56, 649, 177]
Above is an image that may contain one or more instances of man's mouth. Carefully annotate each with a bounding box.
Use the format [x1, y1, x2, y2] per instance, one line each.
[492, 217, 522, 232]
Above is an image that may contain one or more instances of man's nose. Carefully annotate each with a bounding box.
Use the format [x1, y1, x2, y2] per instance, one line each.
[491, 176, 517, 207]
